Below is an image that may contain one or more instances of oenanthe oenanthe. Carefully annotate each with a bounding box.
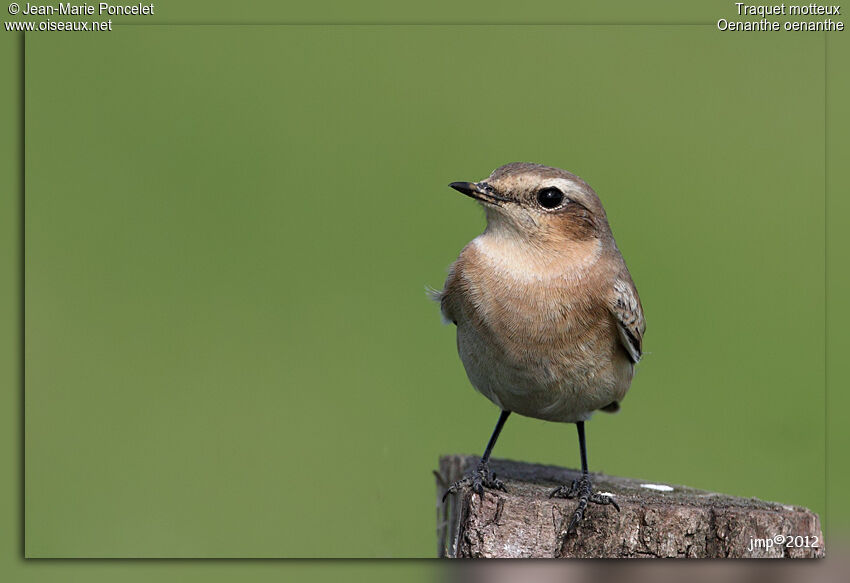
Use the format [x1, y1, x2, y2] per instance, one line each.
[437, 162, 645, 535]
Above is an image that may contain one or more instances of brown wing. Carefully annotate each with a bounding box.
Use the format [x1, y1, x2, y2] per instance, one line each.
[610, 276, 645, 364]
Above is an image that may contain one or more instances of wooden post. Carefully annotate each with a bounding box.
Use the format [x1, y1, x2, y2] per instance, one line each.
[436, 455, 824, 558]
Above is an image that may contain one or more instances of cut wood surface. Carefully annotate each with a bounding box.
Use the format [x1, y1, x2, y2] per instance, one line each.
[436, 455, 824, 558]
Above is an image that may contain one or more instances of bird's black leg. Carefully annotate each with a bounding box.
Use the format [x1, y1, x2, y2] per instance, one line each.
[442, 410, 511, 501]
[550, 421, 620, 534]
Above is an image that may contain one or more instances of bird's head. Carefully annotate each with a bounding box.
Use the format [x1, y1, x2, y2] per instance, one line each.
[449, 163, 611, 246]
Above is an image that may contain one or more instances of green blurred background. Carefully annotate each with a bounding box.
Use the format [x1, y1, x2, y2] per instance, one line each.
[22, 24, 825, 557]
[0, 2, 842, 571]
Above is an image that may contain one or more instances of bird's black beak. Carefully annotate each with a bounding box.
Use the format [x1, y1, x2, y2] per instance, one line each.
[449, 181, 508, 205]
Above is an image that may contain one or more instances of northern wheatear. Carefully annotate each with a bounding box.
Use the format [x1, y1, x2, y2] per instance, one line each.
[437, 162, 645, 535]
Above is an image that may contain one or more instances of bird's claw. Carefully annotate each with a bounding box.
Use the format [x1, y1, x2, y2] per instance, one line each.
[549, 478, 581, 499]
[442, 461, 507, 502]
[589, 492, 620, 512]
[550, 475, 620, 535]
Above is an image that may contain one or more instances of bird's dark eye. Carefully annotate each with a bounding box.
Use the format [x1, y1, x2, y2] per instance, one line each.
[537, 187, 565, 209]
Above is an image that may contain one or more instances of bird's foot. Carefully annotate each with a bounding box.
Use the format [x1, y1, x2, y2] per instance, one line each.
[550, 474, 620, 535]
[442, 460, 507, 502]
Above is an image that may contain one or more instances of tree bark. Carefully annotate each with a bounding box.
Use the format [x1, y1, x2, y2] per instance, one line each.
[436, 455, 823, 558]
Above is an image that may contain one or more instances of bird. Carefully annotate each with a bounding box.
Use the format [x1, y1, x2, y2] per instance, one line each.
[436, 162, 645, 535]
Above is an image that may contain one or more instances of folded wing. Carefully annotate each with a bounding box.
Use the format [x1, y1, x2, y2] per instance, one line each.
[610, 277, 645, 364]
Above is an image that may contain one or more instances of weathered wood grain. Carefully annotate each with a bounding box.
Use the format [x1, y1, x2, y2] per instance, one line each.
[436, 455, 823, 558]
